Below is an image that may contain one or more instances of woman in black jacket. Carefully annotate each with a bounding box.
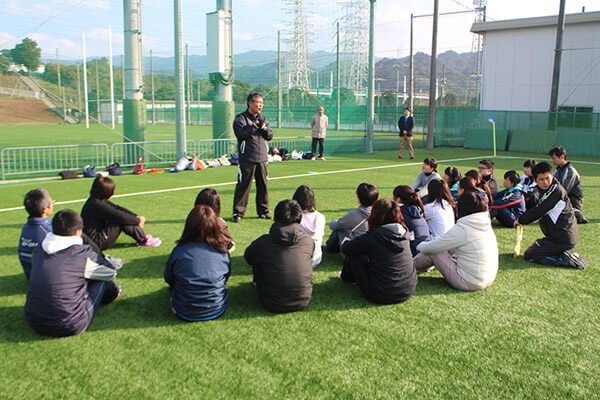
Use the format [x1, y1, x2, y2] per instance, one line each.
[340, 198, 417, 304]
[393, 185, 430, 256]
[81, 176, 161, 250]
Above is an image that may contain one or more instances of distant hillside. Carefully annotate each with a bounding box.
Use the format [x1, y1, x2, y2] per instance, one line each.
[0, 95, 62, 125]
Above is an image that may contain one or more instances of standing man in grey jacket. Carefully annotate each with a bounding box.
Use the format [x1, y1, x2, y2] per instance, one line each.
[310, 106, 328, 160]
[232, 92, 273, 223]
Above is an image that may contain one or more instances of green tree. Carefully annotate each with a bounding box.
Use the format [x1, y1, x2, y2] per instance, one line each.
[253, 83, 273, 98]
[233, 80, 253, 104]
[0, 54, 10, 73]
[11, 38, 41, 73]
[443, 91, 458, 108]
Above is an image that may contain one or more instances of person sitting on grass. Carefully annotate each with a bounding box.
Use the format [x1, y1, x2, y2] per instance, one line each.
[478, 159, 499, 194]
[25, 209, 122, 337]
[411, 157, 441, 198]
[164, 205, 232, 321]
[194, 188, 235, 252]
[393, 185, 430, 256]
[490, 170, 526, 228]
[521, 159, 537, 209]
[549, 146, 589, 224]
[293, 185, 326, 268]
[458, 176, 491, 211]
[339, 198, 417, 304]
[465, 169, 493, 208]
[323, 182, 379, 259]
[413, 192, 499, 291]
[244, 199, 314, 314]
[515, 162, 588, 269]
[443, 166, 462, 202]
[19, 188, 108, 281]
[423, 179, 456, 239]
[81, 176, 161, 250]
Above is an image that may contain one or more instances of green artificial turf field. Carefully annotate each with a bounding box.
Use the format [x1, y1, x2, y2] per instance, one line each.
[0, 148, 598, 399]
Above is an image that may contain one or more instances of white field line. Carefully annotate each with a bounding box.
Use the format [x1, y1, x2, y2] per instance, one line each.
[0, 155, 491, 213]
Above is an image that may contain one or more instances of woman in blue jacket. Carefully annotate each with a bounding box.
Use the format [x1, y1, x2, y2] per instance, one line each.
[490, 170, 526, 227]
[164, 205, 232, 321]
[393, 185, 430, 256]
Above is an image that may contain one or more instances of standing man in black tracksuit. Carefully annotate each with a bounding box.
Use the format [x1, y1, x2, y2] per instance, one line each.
[549, 146, 589, 224]
[515, 162, 588, 269]
[232, 92, 273, 223]
[397, 108, 415, 159]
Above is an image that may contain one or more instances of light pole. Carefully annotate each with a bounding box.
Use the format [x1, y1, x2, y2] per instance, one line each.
[393, 64, 401, 110]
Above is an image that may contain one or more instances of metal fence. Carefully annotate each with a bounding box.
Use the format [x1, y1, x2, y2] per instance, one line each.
[1, 144, 109, 180]
[0, 135, 406, 180]
[110, 140, 197, 167]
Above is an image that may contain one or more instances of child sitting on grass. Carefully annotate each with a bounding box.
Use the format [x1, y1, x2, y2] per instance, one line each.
[393, 185, 430, 256]
[323, 182, 379, 259]
[340, 199, 417, 304]
[245, 199, 314, 314]
[515, 162, 588, 269]
[414, 192, 499, 291]
[490, 170, 526, 227]
[293, 185, 326, 267]
[165, 205, 232, 321]
[19, 188, 106, 281]
[411, 157, 441, 198]
[25, 209, 122, 337]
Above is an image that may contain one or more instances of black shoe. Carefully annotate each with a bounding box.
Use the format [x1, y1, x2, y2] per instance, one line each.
[576, 213, 590, 224]
[232, 214, 241, 223]
[562, 249, 589, 269]
[258, 213, 272, 220]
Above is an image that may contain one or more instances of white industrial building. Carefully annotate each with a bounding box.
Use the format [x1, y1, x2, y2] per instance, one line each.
[471, 11, 600, 112]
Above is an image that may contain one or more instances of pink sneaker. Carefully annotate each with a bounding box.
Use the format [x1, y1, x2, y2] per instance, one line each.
[138, 234, 162, 247]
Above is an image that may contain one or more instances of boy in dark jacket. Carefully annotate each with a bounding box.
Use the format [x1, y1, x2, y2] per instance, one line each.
[25, 210, 122, 337]
[19, 188, 106, 280]
[490, 170, 526, 227]
[549, 146, 588, 224]
[515, 162, 588, 269]
[478, 159, 499, 194]
[323, 182, 379, 258]
[18, 189, 53, 280]
[244, 199, 314, 313]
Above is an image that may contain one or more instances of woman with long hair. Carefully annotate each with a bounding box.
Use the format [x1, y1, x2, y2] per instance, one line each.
[465, 169, 493, 207]
[293, 185, 326, 267]
[393, 185, 430, 256]
[340, 198, 417, 304]
[422, 179, 456, 239]
[164, 205, 232, 321]
[444, 166, 462, 201]
[413, 192, 499, 291]
[81, 176, 161, 250]
[195, 188, 235, 251]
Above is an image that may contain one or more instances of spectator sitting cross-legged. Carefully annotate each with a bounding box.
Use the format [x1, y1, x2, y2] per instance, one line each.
[81, 176, 161, 250]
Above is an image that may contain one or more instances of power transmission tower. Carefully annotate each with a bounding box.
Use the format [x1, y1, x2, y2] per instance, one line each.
[338, 0, 369, 91]
[467, 0, 486, 108]
[282, 0, 310, 91]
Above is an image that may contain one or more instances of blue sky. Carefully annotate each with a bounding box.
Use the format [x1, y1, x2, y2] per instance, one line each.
[1, 0, 598, 61]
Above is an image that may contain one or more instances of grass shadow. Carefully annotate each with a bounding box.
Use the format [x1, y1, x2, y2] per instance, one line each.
[0, 246, 19, 257]
[118, 254, 170, 280]
[0, 273, 27, 297]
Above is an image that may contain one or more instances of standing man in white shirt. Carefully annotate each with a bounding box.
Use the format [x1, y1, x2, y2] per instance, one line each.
[310, 106, 328, 160]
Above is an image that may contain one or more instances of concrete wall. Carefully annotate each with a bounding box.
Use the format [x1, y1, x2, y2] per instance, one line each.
[481, 21, 600, 111]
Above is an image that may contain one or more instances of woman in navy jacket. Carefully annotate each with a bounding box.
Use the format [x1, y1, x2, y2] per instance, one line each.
[490, 170, 526, 227]
[393, 185, 430, 256]
[164, 205, 232, 321]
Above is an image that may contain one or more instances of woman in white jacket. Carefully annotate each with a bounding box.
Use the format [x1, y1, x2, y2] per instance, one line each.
[293, 185, 326, 267]
[413, 191, 499, 291]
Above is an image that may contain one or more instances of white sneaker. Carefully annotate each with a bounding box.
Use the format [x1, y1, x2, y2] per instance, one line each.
[319, 156, 326, 160]
[105, 256, 124, 270]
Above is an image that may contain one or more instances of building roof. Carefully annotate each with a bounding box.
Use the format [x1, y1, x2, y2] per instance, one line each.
[471, 11, 600, 33]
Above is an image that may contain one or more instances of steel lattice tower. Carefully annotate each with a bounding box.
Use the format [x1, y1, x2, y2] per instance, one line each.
[467, 0, 487, 106]
[282, 0, 310, 90]
[339, 0, 369, 91]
